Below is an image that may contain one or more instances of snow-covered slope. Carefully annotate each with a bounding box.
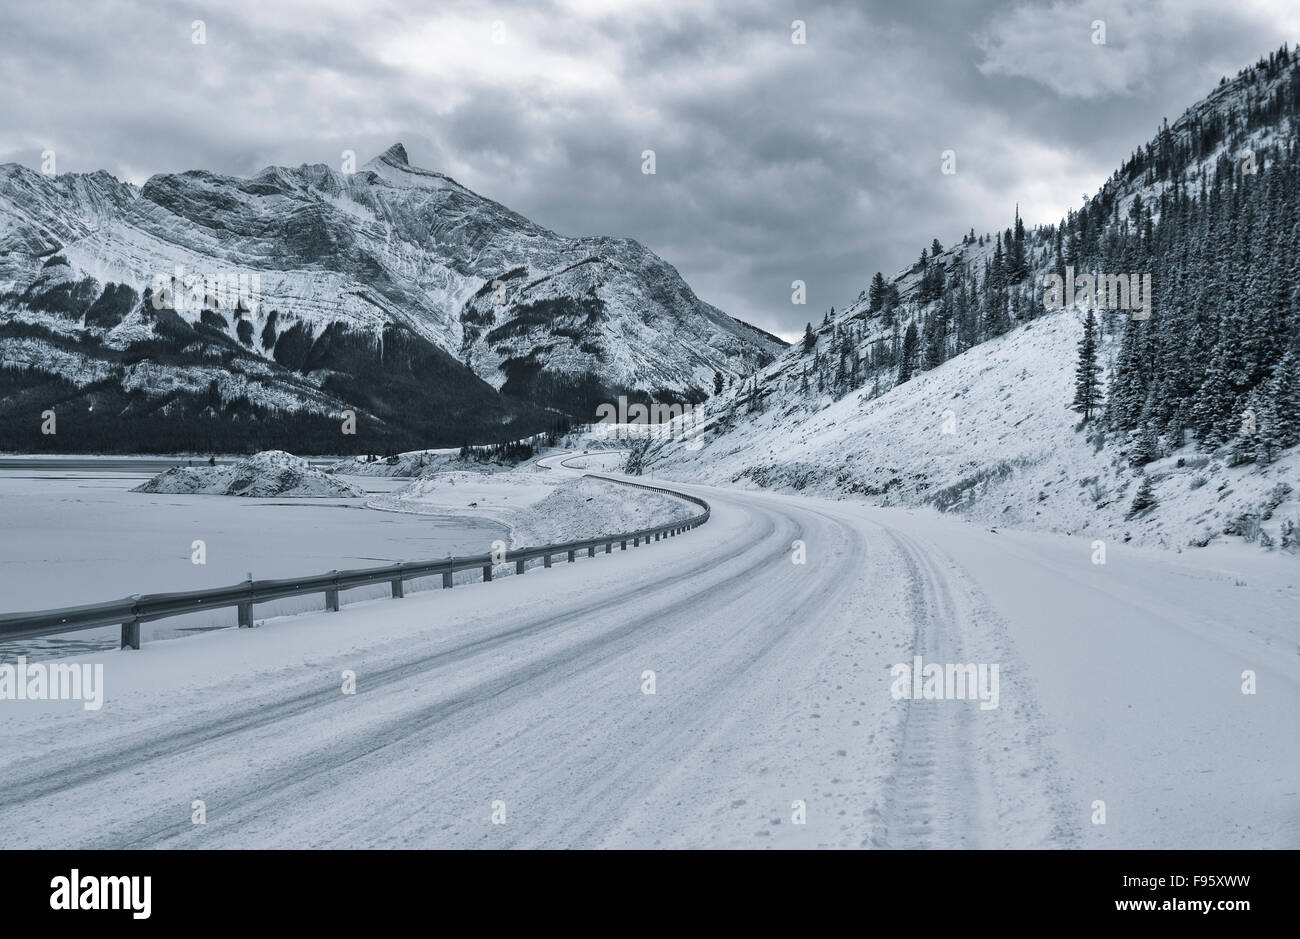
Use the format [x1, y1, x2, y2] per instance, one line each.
[641, 50, 1300, 553]
[644, 308, 1300, 550]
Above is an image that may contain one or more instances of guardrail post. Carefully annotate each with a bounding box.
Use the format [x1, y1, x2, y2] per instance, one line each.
[543, 553, 552, 568]
[326, 573, 340, 612]
[516, 559, 526, 575]
[443, 558, 454, 589]
[391, 577, 404, 599]
[120, 619, 140, 651]
[237, 577, 254, 627]
[621, 539, 627, 550]
[483, 564, 493, 582]
[586, 546, 594, 558]
[606, 542, 612, 554]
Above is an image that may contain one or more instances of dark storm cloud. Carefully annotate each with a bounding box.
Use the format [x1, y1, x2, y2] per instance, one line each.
[1, 0, 1296, 339]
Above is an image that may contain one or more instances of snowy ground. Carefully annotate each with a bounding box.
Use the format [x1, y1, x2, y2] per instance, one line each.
[1, 459, 1295, 848]
[0, 455, 692, 657]
[547, 450, 630, 472]
[0, 467, 506, 657]
[367, 450, 685, 546]
[370, 470, 558, 530]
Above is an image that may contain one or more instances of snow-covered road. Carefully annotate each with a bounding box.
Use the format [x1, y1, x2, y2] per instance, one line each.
[2, 464, 1296, 849]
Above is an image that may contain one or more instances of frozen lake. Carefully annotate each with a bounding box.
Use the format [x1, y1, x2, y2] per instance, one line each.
[0, 465, 507, 658]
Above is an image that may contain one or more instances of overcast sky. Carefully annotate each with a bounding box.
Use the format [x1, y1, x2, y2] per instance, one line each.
[2, 0, 1298, 340]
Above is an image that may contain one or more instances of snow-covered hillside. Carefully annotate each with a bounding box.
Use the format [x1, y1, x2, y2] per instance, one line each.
[644, 307, 1300, 550]
[641, 49, 1300, 553]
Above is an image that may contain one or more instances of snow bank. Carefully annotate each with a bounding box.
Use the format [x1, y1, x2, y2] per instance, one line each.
[508, 477, 696, 546]
[370, 470, 557, 526]
[372, 469, 695, 546]
[133, 450, 365, 498]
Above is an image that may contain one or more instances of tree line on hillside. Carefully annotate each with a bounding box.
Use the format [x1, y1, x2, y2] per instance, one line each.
[797, 45, 1300, 466]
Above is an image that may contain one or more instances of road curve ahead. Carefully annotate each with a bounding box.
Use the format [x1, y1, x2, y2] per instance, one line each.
[1, 468, 1296, 848]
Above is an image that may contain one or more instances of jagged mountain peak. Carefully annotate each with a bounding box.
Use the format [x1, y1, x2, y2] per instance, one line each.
[359, 142, 469, 194]
[373, 142, 409, 166]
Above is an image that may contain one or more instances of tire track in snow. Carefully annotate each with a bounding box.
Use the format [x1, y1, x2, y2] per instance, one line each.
[50, 503, 805, 847]
[0, 494, 774, 814]
[869, 520, 1078, 848]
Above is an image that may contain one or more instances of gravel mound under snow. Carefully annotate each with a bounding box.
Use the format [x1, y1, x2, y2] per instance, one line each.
[133, 450, 365, 498]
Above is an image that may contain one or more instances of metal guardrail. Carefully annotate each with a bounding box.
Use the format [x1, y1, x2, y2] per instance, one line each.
[0, 473, 710, 651]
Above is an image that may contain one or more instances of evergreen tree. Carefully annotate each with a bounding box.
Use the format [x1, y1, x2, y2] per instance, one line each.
[1130, 422, 1159, 466]
[1126, 474, 1159, 518]
[924, 305, 949, 370]
[803, 322, 816, 352]
[897, 322, 919, 385]
[869, 272, 887, 313]
[1255, 348, 1300, 459]
[1071, 308, 1104, 421]
[1011, 205, 1028, 281]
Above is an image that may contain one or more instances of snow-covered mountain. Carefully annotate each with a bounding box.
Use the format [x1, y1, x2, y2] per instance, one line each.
[641, 46, 1300, 552]
[0, 143, 781, 453]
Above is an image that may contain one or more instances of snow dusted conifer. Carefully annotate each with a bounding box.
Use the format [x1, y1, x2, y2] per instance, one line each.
[1127, 474, 1158, 518]
[897, 322, 919, 385]
[1130, 422, 1159, 466]
[869, 272, 887, 313]
[1072, 307, 1104, 422]
[1255, 348, 1300, 460]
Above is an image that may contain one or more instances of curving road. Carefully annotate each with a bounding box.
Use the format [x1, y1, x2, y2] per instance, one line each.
[1, 460, 1296, 848]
